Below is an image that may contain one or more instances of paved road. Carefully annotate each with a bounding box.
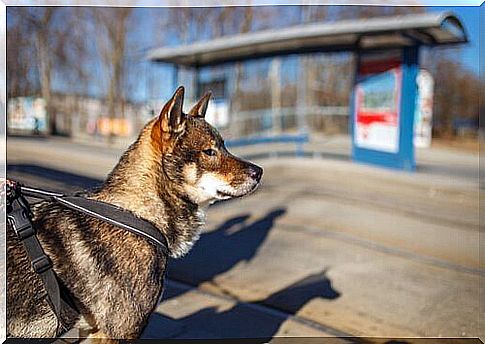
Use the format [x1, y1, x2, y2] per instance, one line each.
[6, 136, 483, 340]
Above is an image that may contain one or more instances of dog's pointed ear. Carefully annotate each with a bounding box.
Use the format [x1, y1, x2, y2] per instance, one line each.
[188, 91, 211, 118]
[158, 86, 186, 134]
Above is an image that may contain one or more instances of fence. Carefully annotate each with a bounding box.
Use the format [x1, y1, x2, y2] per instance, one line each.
[223, 106, 348, 139]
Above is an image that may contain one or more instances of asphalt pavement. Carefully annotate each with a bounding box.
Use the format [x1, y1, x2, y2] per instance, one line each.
[6, 135, 483, 341]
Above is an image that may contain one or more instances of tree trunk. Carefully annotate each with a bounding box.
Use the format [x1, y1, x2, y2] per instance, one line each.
[36, 28, 53, 135]
[100, 8, 130, 144]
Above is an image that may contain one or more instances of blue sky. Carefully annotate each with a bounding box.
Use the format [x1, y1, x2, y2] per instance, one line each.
[9, 4, 481, 103]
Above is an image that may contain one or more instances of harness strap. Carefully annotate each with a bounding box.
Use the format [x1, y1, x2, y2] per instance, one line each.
[7, 196, 74, 333]
[58, 197, 169, 256]
[21, 186, 170, 257]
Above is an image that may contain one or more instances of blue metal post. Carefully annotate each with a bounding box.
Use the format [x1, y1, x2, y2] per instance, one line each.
[399, 46, 419, 171]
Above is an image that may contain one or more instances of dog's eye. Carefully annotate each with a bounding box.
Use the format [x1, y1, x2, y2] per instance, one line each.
[203, 149, 217, 157]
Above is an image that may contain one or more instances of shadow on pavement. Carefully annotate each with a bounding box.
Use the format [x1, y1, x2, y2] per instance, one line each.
[7, 164, 103, 191]
[161, 208, 341, 339]
[257, 269, 340, 313]
[148, 269, 341, 339]
[167, 209, 286, 286]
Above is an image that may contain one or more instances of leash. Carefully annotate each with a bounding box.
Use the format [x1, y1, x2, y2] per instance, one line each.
[6, 179, 170, 334]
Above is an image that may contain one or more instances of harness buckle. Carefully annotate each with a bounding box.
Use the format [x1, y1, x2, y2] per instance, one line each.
[31, 255, 53, 274]
[8, 209, 36, 240]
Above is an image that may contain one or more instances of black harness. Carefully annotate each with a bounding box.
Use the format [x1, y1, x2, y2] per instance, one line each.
[6, 180, 170, 333]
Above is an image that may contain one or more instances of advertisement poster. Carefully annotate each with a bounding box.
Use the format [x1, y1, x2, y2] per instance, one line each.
[354, 56, 402, 153]
[413, 69, 434, 148]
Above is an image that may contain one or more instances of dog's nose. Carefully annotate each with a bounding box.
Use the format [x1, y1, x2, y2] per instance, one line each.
[249, 165, 263, 181]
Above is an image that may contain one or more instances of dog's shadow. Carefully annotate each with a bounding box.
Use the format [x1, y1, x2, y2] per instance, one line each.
[146, 208, 341, 339]
[167, 208, 286, 287]
[144, 269, 340, 339]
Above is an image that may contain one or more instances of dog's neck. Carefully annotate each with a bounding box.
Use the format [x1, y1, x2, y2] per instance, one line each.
[93, 125, 205, 258]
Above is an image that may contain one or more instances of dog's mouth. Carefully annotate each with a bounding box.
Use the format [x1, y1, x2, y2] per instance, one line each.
[216, 181, 261, 199]
[216, 190, 234, 198]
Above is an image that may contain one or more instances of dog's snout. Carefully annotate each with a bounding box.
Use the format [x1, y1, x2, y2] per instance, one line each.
[249, 165, 263, 181]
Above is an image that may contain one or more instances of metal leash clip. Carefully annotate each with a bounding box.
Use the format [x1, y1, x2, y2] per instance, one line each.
[7, 180, 34, 239]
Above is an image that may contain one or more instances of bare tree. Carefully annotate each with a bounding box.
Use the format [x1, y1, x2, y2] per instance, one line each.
[429, 58, 480, 136]
[6, 12, 38, 98]
[8, 7, 92, 135]
[163, 7, 213, 44]
[11, 8, 58, 134]
[334, 5, 423, 20]
[92, 7, 133, 142]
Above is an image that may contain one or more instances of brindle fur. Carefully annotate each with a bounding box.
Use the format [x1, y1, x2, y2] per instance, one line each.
[7, 87, 262, 340]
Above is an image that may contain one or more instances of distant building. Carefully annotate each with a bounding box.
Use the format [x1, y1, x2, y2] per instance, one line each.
[7, 93, 151, 140]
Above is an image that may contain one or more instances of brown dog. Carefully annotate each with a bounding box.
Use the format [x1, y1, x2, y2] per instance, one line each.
[7, 86, 263, 340]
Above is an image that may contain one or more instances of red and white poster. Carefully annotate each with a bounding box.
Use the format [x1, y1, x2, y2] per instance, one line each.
[354, 54, 402, 153]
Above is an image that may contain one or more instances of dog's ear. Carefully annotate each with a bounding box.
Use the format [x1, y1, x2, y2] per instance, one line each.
[158, 86, 186, 134]
[188, 91, 211, 118]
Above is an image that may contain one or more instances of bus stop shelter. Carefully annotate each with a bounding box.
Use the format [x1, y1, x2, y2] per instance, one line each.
[147, 11, 467, 171]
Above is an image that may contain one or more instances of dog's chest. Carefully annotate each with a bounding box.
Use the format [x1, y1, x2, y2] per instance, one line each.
[168, 208, 206, 258]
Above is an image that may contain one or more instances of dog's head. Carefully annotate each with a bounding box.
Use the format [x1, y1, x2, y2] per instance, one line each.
[151, 86, 263, 206]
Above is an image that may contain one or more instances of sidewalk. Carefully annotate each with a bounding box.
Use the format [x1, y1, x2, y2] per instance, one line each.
[6, 135, 482, 339]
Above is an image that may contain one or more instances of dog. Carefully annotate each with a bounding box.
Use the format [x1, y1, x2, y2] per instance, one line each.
[7, 86, 263, 340]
